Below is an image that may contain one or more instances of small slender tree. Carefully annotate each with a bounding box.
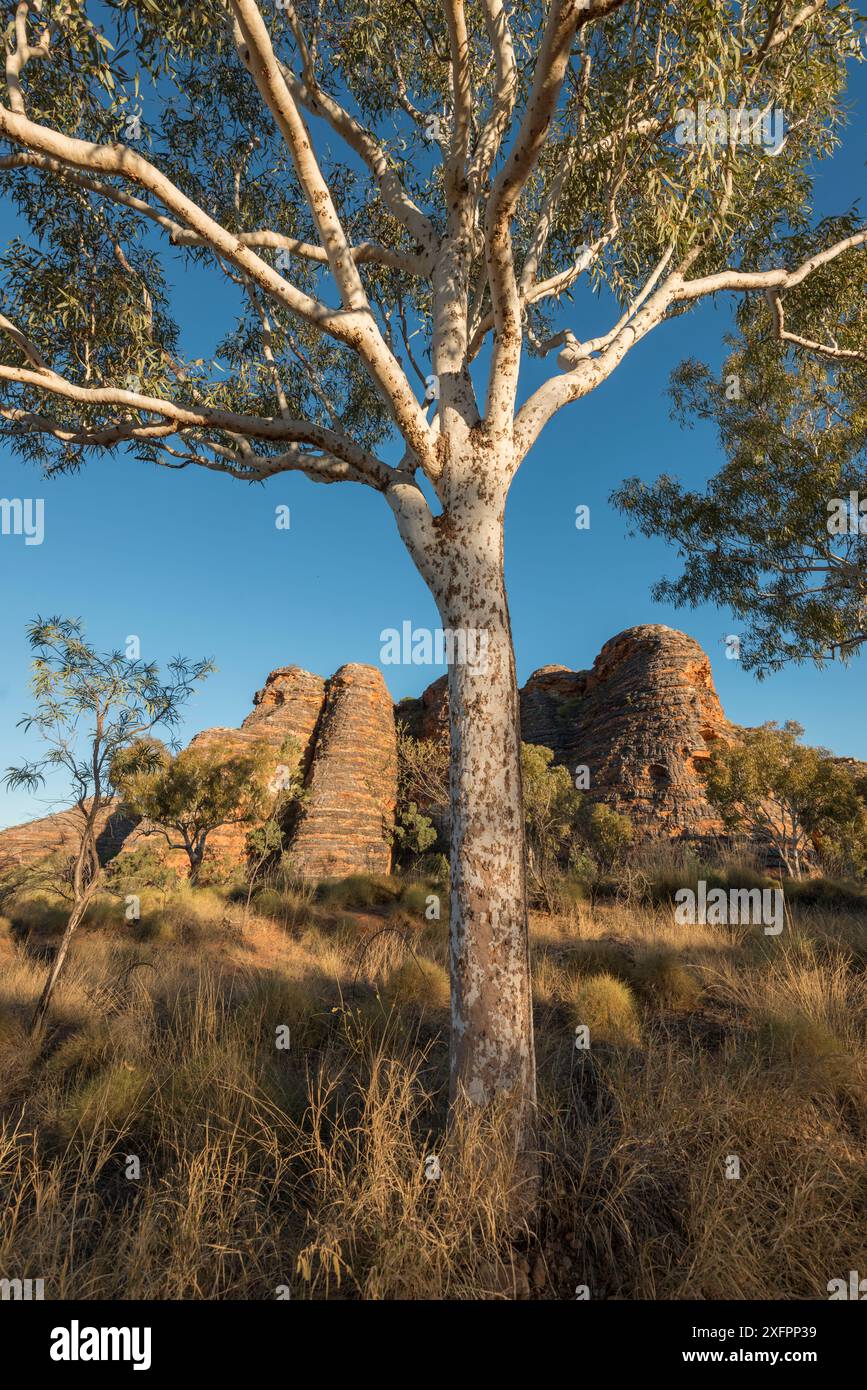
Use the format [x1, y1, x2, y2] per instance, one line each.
[700, 720, 859, 877]
[115, 737, 284, 882]
[5, 617, 212, 1032]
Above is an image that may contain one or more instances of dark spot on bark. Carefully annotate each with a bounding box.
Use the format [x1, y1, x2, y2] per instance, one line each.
[432, 511, 459, 540]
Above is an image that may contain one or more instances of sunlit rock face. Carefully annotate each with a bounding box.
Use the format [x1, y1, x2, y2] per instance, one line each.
[0, 626, 810, 876]
[405, 625, 734, 843]
[288, 664, 398, 879]
[0, 663, 397, 879]
[520, 625, 734, 839]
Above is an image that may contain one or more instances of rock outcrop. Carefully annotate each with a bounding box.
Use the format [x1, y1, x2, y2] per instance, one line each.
[182, 666, 327, 864]
[520, 625, 733, 838]
[0, 663, 397, 878]
[404, 625, 734, 842]
[0, 625, 795, 874]
[0, 803, 136, 869]
[289, 665, 397, 878]
[397, 673, 449, 742]
[176, 662, 397, 877]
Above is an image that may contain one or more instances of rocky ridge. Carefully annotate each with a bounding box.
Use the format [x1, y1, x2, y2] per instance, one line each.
[0, 625, 772, 874]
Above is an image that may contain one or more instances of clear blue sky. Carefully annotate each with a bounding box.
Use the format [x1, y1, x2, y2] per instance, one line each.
[0, 53, 865, 830]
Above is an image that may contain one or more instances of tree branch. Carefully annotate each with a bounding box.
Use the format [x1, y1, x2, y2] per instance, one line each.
[0, 360, 394, 486]
[765, 288, 866, 363]
[674, 231, 867, 302]
[275, 2, 438, 258]
[468, 0, 518, 190]
[4, 1, 53, 117]
[0, 103, 353, 336]
[444, 0, 473, 198]
[0, 151, 423, 272]
[514, 227, 867, 460]
[0, 102, 439, 476]
[228, 0, 367, 311]
[483, 0, 627, 437]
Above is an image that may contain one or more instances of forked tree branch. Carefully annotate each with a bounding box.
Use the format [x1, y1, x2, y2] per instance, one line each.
[765, 287, 867, 363]
[0, 103, 438, 476]
[515, 229, 867, 460]
[483, 0, 627, 436]
[0, 106, 347, 332]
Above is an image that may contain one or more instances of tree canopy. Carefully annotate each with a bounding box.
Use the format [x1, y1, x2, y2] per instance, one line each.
[614, 230, 867, 672]
[115, 736, 284, 878]
[0, 1, 862, 499]
[700, 719, 866, 876]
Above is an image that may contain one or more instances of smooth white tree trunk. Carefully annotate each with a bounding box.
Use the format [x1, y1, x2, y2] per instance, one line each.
[400, 468, 537, 1158]
[445, 578, 536, 1132]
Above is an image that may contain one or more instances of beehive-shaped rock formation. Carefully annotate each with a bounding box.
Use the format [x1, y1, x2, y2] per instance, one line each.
[520, 625, 733, 837]
[0, 663, 397, 878]
[0, 626, 759, 872]
[404, 625, 733, 841]
[289, 665, 397, 877]
[183, 666, 327, 863]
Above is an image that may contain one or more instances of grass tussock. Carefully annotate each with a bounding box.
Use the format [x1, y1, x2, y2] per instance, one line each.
[563, 972, 642, 1047]
[0, 872, 865, 1299]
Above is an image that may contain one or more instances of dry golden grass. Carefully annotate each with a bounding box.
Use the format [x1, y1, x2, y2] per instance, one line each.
[562, 972, 643, 1047]
[0, 880, 864, 1299]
